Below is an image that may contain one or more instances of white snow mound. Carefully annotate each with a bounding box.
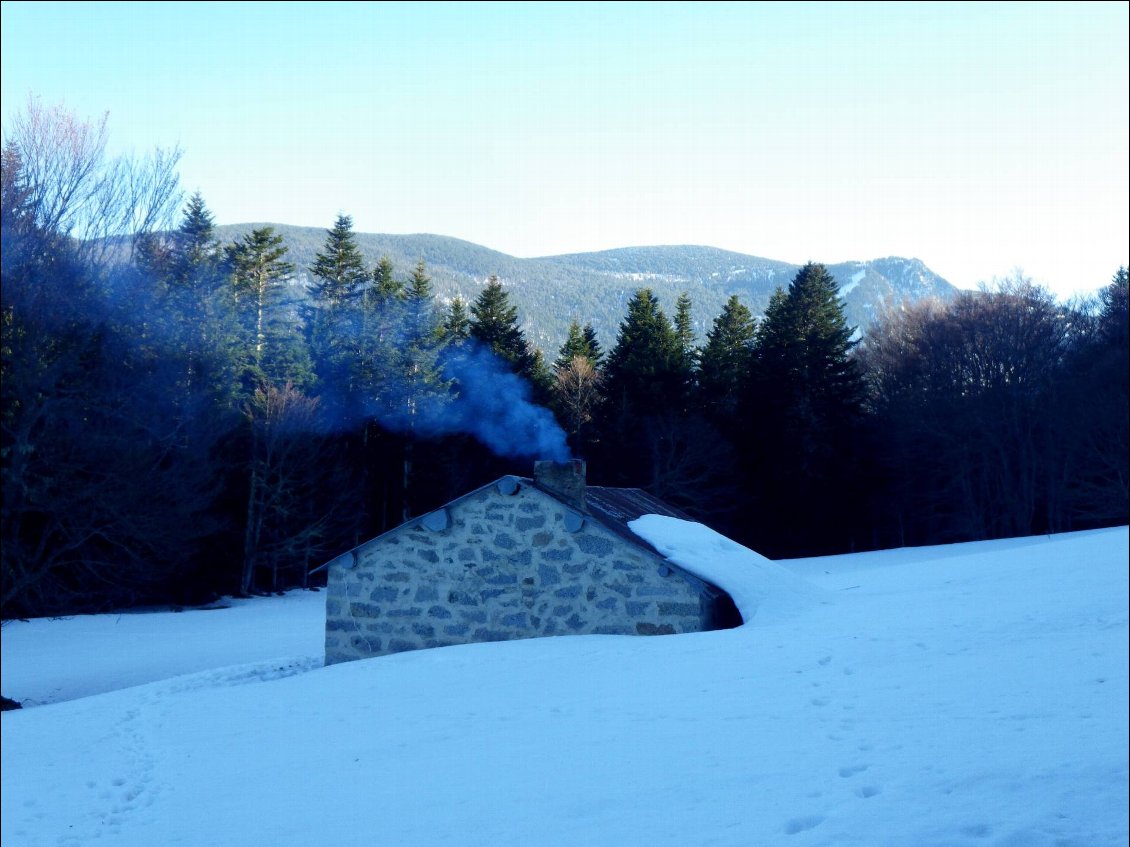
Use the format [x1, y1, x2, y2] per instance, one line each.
[629, 514, 823, 624]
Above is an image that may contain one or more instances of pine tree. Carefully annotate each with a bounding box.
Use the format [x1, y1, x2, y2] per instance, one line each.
[698, 294, 756, 423]
[469, 275, 536, 378]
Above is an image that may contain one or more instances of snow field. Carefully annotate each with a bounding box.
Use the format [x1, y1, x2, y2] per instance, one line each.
[2, 525, 1126, 847]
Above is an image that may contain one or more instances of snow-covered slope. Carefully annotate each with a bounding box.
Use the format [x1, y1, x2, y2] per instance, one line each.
[2, 527, 1127, 847]
[1, 592, 325, 707]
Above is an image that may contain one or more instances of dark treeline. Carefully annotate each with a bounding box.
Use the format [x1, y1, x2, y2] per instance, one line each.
[3, 104, 1127, 618]
[571, 264, 1127, 559]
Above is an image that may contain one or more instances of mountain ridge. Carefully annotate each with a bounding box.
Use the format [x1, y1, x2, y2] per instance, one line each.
[214, 224, 958, 351]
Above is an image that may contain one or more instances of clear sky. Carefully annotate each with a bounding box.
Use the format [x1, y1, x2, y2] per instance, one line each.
[2, 1, 1127, 297]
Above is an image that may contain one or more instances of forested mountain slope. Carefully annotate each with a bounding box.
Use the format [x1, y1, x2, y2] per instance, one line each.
[215, 225, 958, 351]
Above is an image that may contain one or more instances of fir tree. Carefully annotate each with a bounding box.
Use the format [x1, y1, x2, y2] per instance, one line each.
[753, 287, 793, 382]
[393, 260, 448, 412]
[470, 275, 536, 378]
[1099, 266, 1128, 349]
[672, 291, 697, 405]
[744, 263, 866, 554]
[601, 288, 682, 416]
[307, 215, 371, 425]
[135, 191, 222, 294]
[555, 319, 603, 370]
[226, 227, 312, 391]
[402, 260, 443, 356]
[172, 192, 224, 292]
[390, 260, 451, 520]
[309, 214, 368, 306]
[674, 291, 698, 373]
[1058, 267, 1129, 525]
[356, 255, 407, 411]
[528, 346, 555, 405]
[407, 259, 432, 299]
[594, 289, 685, 483]
[756, 262, 864, 421]
[369, 255, 402, 305]
[581, 323, 604, 367]
[698, 294, 756, 423]
[443, 296, 472, 342]
[145, 193, 243, 410]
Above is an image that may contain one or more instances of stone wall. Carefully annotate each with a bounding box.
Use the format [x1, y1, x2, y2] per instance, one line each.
[324, 481, 711, 665]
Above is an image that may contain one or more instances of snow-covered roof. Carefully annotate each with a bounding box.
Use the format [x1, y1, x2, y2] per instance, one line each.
[630, 514, 822, 624]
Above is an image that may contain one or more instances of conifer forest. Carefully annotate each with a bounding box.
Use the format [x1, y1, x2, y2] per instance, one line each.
[3, 103, 1127, 618]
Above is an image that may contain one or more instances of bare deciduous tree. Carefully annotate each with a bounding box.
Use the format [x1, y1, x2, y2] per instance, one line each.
[242, 382, 332, 595]
[553, 355, 603, 447]
[860, 275, 1078, 543]
[2, 101, 193, 617]
[5, 96, 181, 264]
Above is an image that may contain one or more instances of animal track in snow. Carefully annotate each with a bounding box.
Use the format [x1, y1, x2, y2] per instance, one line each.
[838, 764, 869, 778]
[784, 815, 825, 835]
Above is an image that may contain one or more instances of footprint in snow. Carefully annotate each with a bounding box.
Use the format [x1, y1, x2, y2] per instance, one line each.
[839, 764, 869, 778]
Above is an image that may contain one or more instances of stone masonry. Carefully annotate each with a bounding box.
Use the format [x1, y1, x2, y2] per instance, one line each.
[324, 478, 714, 665]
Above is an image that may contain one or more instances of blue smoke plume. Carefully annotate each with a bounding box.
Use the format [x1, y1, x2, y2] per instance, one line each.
[372, 339, 570, 462]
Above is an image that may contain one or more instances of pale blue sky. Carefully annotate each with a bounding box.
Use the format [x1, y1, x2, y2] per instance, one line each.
[2, 1, 1127, 296]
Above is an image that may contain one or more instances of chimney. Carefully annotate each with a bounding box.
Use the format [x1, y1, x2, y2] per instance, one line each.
[534, 459, 586, 511]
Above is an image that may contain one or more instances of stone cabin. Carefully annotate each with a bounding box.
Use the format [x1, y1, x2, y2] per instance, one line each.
[321, 460, 742, 665]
